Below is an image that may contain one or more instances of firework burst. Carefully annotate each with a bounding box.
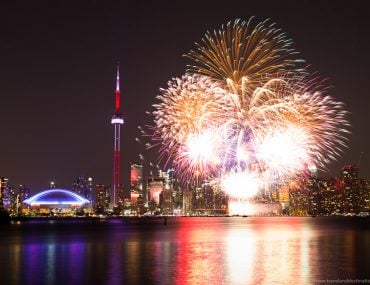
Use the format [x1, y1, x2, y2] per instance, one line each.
[152, 74, 231, 162]
[186, 18, 304, 91]
[150, 18, 350, 211]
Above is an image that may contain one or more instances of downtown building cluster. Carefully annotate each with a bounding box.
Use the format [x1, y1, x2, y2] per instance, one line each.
[94, 163, 369, 217]
[0, 176, 93, 216]
[287, 165, 370, 216]
[1, 164, 369, 217]
[94, 163, 228, 216]
[0, 178, 30, 215]
[0, 162, 227, 216]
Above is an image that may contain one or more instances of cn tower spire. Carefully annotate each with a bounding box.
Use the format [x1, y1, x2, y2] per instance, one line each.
[115, 63, 120, 114]
[111, 62, 124, 211]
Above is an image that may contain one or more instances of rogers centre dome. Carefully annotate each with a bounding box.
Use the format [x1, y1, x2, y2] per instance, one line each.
[23, 189, 90, 214]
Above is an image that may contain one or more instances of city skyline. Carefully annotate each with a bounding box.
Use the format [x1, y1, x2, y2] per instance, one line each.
[0, 1, 369, 192]
[1, 162, 368, 217]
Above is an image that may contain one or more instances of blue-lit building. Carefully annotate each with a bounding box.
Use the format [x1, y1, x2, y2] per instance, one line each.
[23, 188, 90, 216]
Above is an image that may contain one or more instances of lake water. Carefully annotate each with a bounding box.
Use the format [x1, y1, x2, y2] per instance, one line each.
[0, 217, 370, 285]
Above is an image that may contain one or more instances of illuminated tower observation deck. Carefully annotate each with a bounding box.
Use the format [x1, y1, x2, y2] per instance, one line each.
[111, 64, 124, 209]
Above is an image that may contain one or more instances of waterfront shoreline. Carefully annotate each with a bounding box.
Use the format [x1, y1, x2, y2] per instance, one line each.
[7, 214, 370, 223]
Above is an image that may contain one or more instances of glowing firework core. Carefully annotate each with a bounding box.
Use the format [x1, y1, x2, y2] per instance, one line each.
[257, 126, 310, 172]
[221, 171, 260, 199]
[185, 130, 220, 166]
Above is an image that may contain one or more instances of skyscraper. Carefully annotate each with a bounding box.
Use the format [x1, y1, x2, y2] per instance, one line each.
[147, 176, 165, 206]
[0, 177, 7, 209]
[72, 176, 93, 202]
[19, 185, 30, 203]
[7, 187, 17, 215]
[341, 165, 360, 213]
[111, 64, 124, 209]
[182, 188, 193, 215]
[159, 188, 173, 215]
[19, 185, 31, 215]
[130, 163, 143, 193]
[0, 178, 16, 214]
[95, 184, 110, 214]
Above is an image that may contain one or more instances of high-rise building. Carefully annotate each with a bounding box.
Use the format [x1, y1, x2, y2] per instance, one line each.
[214, 190, 228, 215]
[359, 179, 370, 212]
[166, 168, 182, 210]
[317, 177, 338, 215]
[193, 186, 205, 215]
[160, 188, 173, 215]
[340, 165, 360, 213]
[289, 180, 309, 215]
[95, 184, 110, 214]
[147, 176, 165, 206]
[307, 176, 321, 215]
[130, 194, 145, 216]
[117, 184, 125, 211]
[182, 188, 193, 215]
[0, 177, 8, 209]
[19, 185, 31, 215]
[203, 183, 215, 212]
[19, 185, 30, 203]
[0, 178, 16, 214]
[190, 181, 218, 215]
[8, 187, 18, 215]
[72, 176, 93, 213]
[72, 176, 93, 202]
[111, 64, 124, 210]
[130, 191, 141, 204]
[130, 163, 143, 193]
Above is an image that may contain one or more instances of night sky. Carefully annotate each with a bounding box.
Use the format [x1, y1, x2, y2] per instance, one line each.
[1, 0, 369, 193]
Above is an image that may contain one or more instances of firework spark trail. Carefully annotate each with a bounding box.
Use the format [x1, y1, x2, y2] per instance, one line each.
[186, 18, 304, 89]
[151, 18, 350, 208]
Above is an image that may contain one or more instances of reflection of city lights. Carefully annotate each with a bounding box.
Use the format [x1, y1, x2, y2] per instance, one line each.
[226, 229, 256, 284]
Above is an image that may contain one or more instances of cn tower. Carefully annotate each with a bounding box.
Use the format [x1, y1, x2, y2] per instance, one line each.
[111, 63, 124, 209]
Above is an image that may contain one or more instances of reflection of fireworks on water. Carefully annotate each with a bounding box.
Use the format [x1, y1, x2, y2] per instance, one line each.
[151, 18, 350, 214]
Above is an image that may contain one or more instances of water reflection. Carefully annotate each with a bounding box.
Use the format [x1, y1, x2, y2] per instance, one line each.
[0, 217, 369, 285]
[175, 220, 224, 285]
[226, 227, 256, 284]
